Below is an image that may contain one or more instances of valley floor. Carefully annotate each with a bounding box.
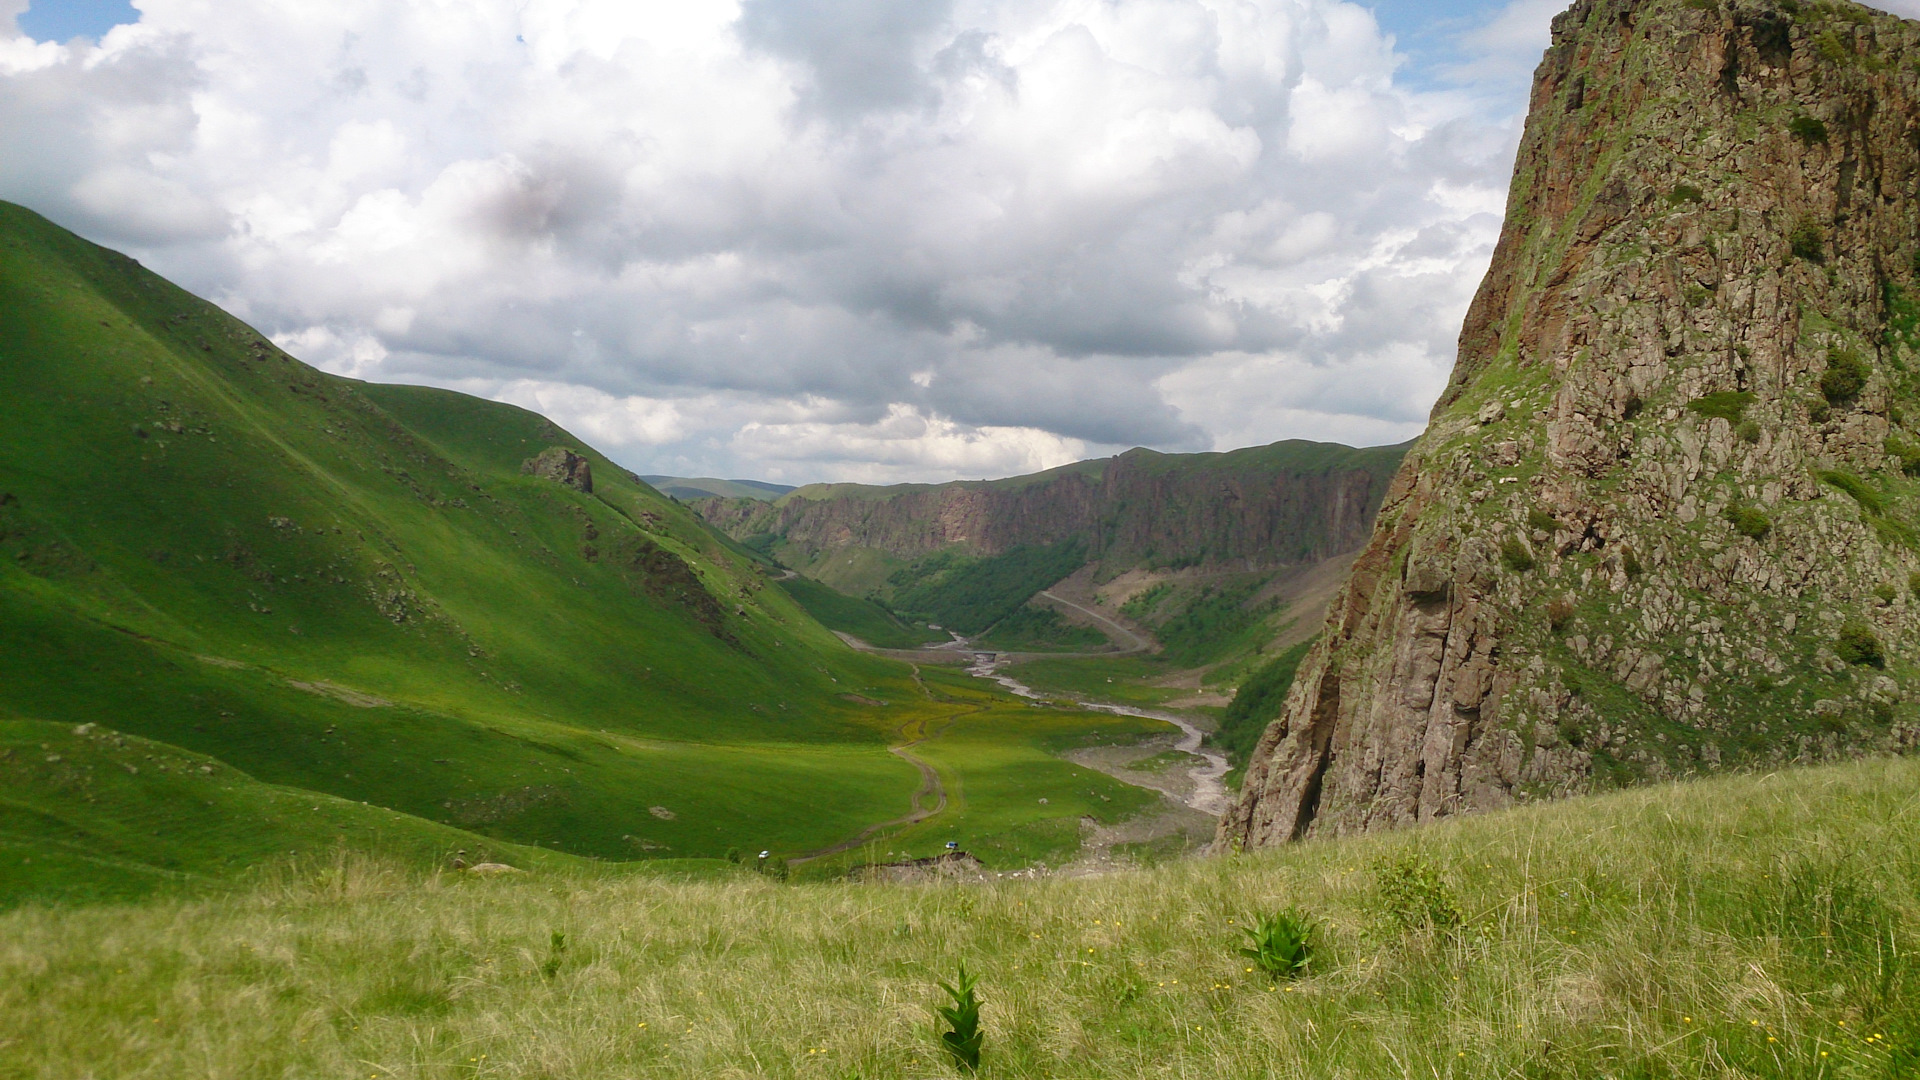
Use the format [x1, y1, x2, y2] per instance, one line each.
[4, 757, 1916, 1078]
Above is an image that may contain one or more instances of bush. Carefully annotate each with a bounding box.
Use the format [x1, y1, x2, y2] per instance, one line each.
[1724, 503, 1772, 540]
[1820, 349, 1869, 403]
[1836, 621, 1885, 667]
[1622, 547, 1644, 579]
[1668, 182, 1705, 204]
[1547, 596, 1576, 633]
[1238, 909, 1315, 980]
[1737, 419, 1762, 444]
[1371, 854, 1464, 936]
[1909, 570, 1920, 597]
[1876, 582, 1899, 604]
[1526, 507, 1559, 534]
[1500, 539, 1535, 573]
[1791, 220, 1827, 264]
[1887, 437, 1920, 476]
[1687, 390, 1755, 423]
[1789, 114, 1829, 145]
[1820, 470, 1884, 515]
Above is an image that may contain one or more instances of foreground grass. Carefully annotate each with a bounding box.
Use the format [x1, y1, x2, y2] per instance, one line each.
[5, 758, 1918, 1078]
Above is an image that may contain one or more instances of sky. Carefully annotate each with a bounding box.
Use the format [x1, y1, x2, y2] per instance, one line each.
[5, 0, 1918, 485]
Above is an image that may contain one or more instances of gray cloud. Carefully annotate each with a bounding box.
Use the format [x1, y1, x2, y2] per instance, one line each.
[0, 0, 1550, 484]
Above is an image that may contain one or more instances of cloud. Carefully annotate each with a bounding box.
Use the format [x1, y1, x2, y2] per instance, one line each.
[0, 0, 1540, 483]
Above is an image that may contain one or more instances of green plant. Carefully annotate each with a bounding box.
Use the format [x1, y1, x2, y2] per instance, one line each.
[1837, 622, 1885, 668]
[1687, 390, 1755, 423]
[1622, 547, 1644, 579]
[1527, 508, 1559, 534]
[1820, 470, 1884, 515]
[1789, 114, 1829, 145]
[1876, 582, 1899, 604]
[1724, 503, 1772, 540]
[1238, 909, 1314, 979]
[1909, 570, 1920, 597]
[1668, 182, 1705, 203]
[1737, 419, 1762, 444]
[1372, 854, 1464, 936]
[1820, 349, 1869, 403]
[541, 930, 567, 979]
[1547, 596, 1576, 633]
[1888, 438, 1920, 476]
[935, 965, 984, 1072]
[1791, 219, 1827, 263]
[1500, 539, 1535, 573]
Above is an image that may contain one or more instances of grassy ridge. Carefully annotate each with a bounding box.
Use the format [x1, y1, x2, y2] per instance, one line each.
[775, 574, 942, 649]
[889, 539, 1088, 635]
[0, 201, 1173, 895]
[4, 757, 1916, 1077]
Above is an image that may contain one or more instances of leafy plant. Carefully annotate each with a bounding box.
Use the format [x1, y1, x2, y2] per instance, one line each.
[1372, 853, 1464, 936]
[1547, 596, 1576, 634]
[1888, 438, 1920, 476]
[935, 965, 984, 1072]
[1820, 470, 1884, 515]
[1526, 508, 1559, 534]
[1737, 419, 1762, 444]
[1789, 114, 1829, 145]
[1791, 219, 1827, 264]
[1909, 570, 1920, 598]
[1500, 539, 1535, 573]
[541, 929, 567, 979]
[1687, 390, 1754, 424]
[1724, 503, 1772, 540]
[1837, 621, 1885, 668]
[1238, 909, 1315, 979]
[1667, 182, 1705, 204]
[1820, 348, 1869, 403]
[1876, 582, 1899, 604]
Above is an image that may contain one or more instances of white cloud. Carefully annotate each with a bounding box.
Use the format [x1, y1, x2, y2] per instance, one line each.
[0, 0, 1550, 483]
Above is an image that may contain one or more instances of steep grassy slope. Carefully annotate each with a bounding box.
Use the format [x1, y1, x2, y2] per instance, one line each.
[4, 756, 1916, 1077]
[0, 201, 1179, 879]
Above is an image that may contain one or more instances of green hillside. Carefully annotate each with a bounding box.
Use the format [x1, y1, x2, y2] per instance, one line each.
[641, 476, 795, 501]
[4, 755, 1915, 1077]
[0, 202, 1163, 895]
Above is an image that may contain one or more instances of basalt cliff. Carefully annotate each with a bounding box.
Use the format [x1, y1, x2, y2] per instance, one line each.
[1223, 0, 1920, 847]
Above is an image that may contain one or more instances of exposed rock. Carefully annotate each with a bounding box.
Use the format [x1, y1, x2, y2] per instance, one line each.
[521, 447, 593, 492]
[1224, 0, 1920, 849]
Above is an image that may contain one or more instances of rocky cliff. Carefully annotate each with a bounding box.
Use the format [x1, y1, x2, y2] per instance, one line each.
[1223, 0, 1920, 848]
[693, 440, 1407, 573]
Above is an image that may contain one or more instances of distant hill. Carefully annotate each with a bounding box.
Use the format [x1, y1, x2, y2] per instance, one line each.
[641, 476, 796, 501]
[0, 201, 939, 886]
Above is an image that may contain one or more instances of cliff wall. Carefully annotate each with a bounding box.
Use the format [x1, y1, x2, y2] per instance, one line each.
[695, 440, 1407, 572]
[1224, 0, 1920, 847]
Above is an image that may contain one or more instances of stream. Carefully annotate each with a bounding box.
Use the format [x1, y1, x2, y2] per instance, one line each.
[963, 651, 1232, 818]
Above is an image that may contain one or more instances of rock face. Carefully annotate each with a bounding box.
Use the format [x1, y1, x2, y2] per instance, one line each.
[522, 447, 593, 492]
[1222, 0, 1920, 848]
[694, 439, 1406, 572]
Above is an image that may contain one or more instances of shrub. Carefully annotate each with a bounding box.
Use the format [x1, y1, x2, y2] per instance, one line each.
[1687, 390, 1755, 424]
[1238, 909, 1315, 980]
[1909, 570, 1920, 597]
[1820, 470, 1884, 515]
[935, 966, 984, 1072]
[1500, 539, 1535, 573]
[1724, 503, 1772, 540]
[1527, 508, 1559, 534]
[1808, 395, 1832, 424]
[1622, 547, 1644, 579]
[1668, 182, 1705, 204]
[1547, 596, 1576, 633]
[1791, 220, 1827, 263]
[1820, 349, 1869, 403]
[1621, 395, 1644, 421]
[1737, 419, 1762, 444]
[1372, 854, 1464, 936]
[1876, 582, 1899, 604]
[1789, 114, 1829, 145]
[1888, 437, 1920, 476]
[1836, 621, 1885, 668]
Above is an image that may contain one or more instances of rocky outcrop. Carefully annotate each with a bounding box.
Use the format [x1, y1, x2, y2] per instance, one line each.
[522, 447, 593, 492]
[1223, 0, 1920, 849]
[694, 440, 1407, 572]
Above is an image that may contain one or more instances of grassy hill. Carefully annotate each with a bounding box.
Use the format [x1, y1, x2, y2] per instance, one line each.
[641, 476, 796, 501]
[0, 202, 1164, 899]
[3, 755, 1914, 1077]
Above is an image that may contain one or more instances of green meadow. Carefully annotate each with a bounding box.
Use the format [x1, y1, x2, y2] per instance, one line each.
[4, 757, 1916, 1078]
[0, 201, 1173, 904]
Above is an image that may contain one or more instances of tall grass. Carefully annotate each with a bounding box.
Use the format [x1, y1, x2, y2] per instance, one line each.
[3, 758, 1918, 1078]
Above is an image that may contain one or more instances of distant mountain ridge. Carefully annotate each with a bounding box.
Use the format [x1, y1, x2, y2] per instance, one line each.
[642, 476, 797, 501]
[691, 440, 1410, 583]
